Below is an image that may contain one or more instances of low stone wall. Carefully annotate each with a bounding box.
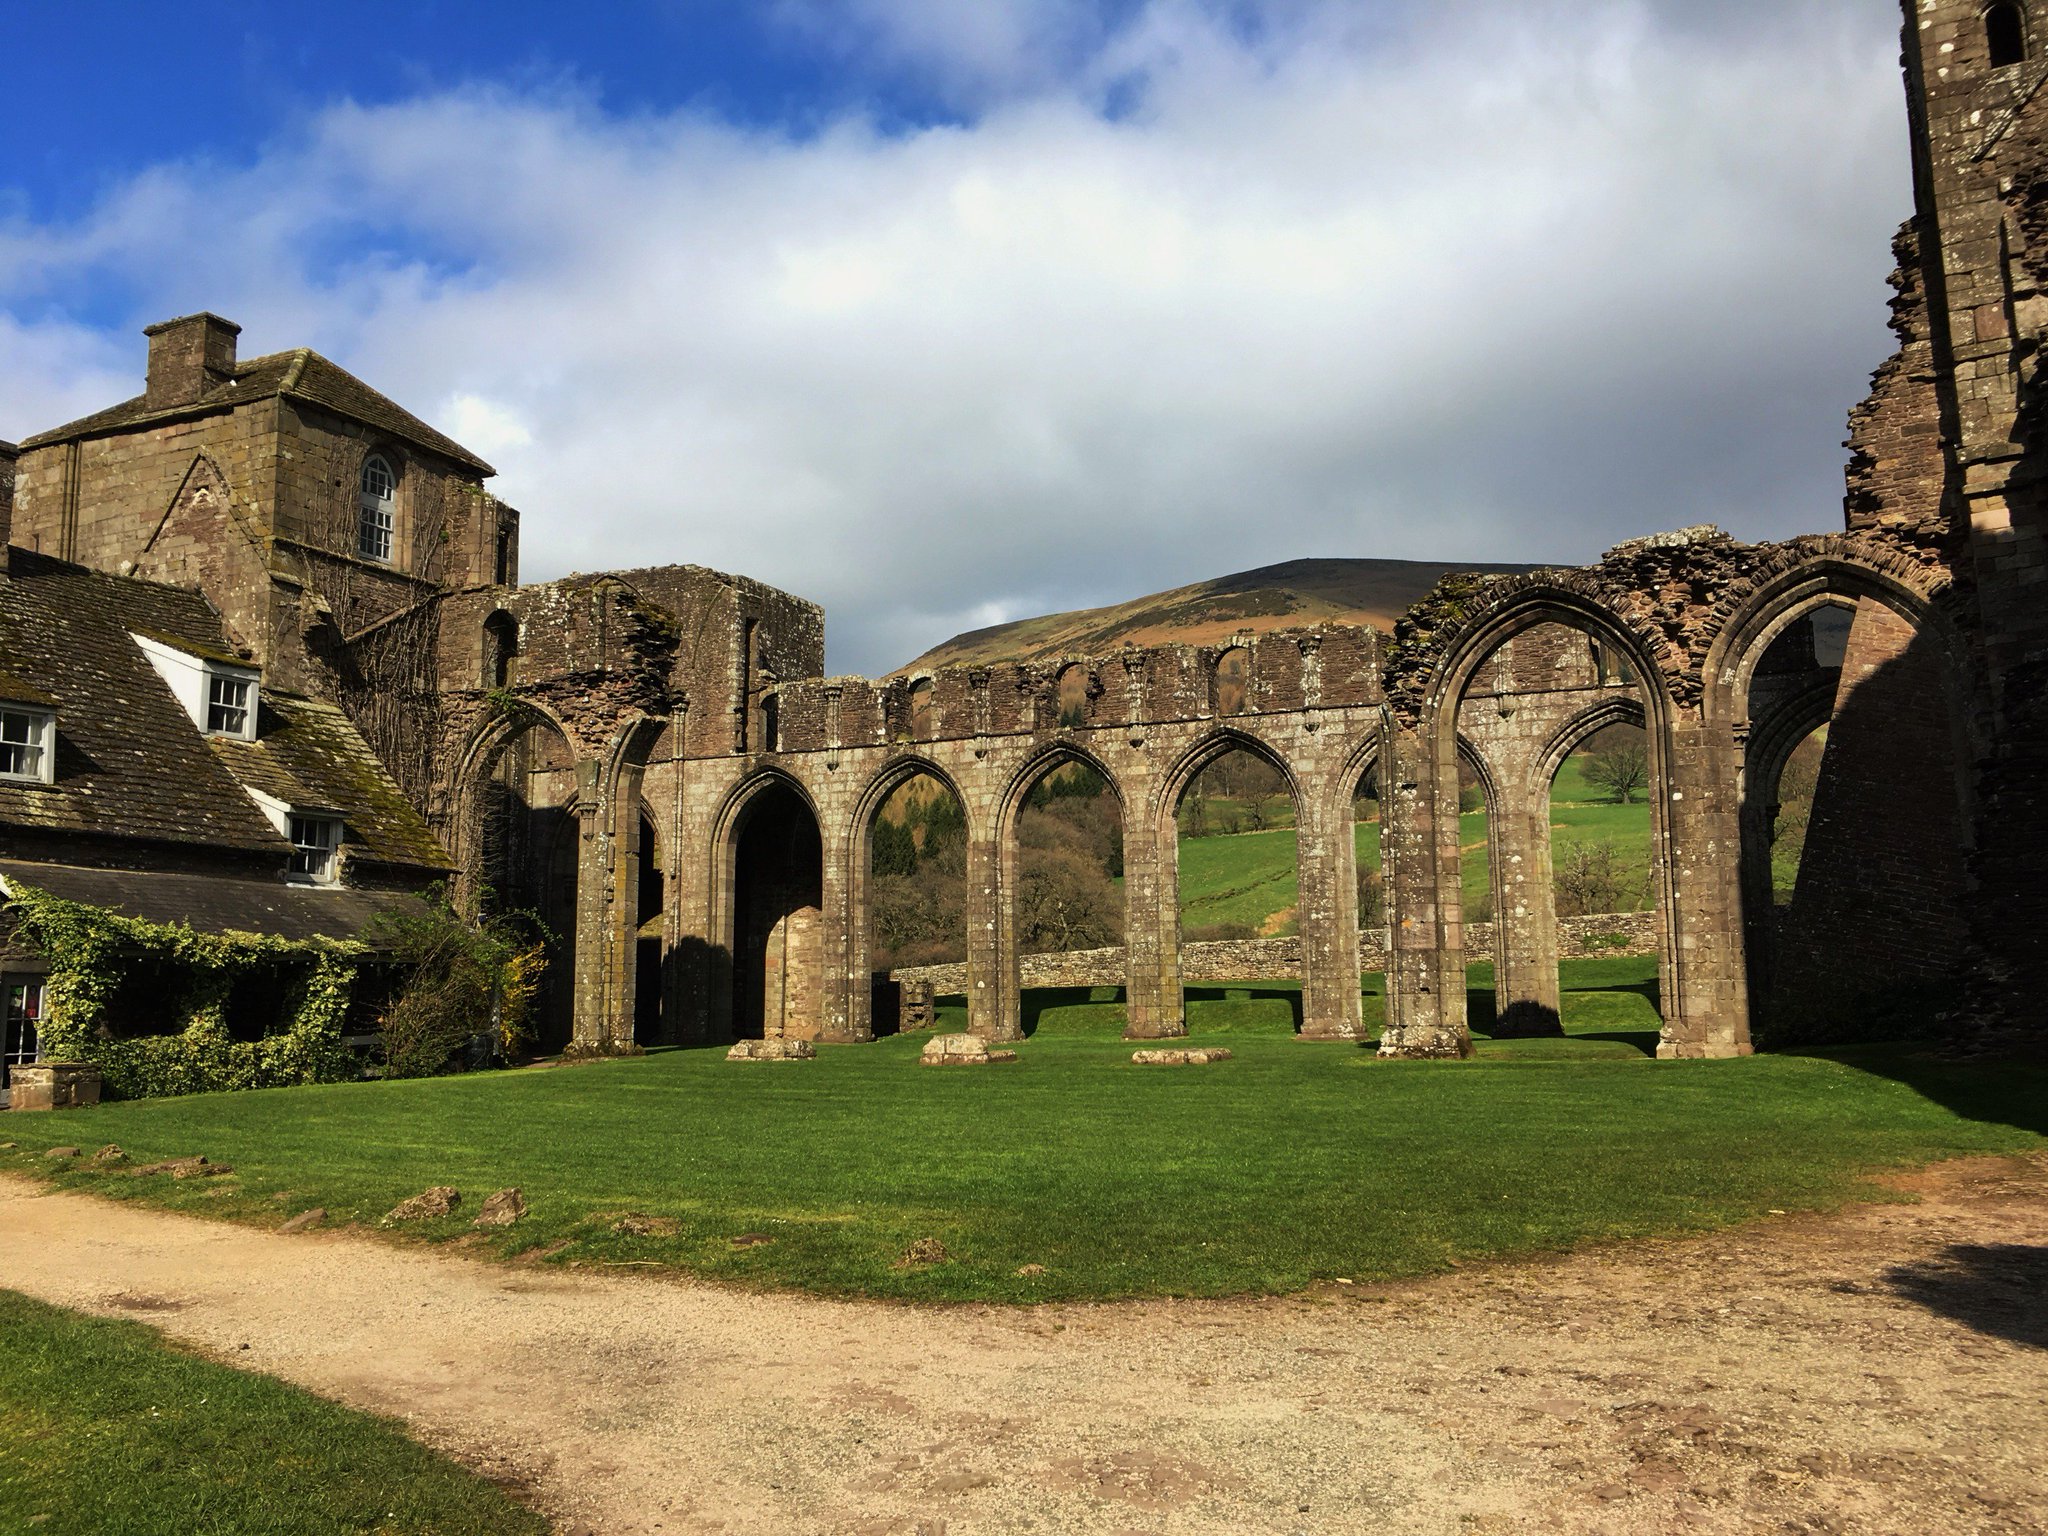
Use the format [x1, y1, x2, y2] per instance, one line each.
[888, 910, 1659, 994]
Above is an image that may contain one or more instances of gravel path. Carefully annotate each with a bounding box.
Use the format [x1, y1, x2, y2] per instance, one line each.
[2, 1156, 2044, 1535]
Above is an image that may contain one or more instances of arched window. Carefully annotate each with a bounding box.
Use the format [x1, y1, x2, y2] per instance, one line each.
[1213, 646, 1250, 716]
[1989, 2, 2028, 67]
[357, 454, 396, 563]
[482, 611, 519, 688]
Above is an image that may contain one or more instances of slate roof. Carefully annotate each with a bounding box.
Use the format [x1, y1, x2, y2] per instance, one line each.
[0, 861, 424, 947]
[20, 349, 494, 476]
[0, 549, 449, 874]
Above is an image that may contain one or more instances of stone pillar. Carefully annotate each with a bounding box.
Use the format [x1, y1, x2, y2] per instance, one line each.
[1121, 793, 1188, 1039]
[966, 825, 1014, 1041]
[1295, 788, 1364, 1039]
[1378, 721, 1472, 1058]
[1488, 769, 1563, 1036]
[1655, 718, 1752, 1058]
[813, 794, 869, 1043]
[569, 758, 635, 1054]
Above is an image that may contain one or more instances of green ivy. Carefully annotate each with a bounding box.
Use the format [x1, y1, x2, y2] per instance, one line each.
[7, 883, 365, 1101]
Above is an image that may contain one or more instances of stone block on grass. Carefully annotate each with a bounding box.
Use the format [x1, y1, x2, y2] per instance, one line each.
[726, 1038, 817, 1061]
[920, 1033, 1018, 1065]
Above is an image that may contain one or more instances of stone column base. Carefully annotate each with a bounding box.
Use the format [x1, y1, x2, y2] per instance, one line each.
[1122, 1018, 1190, 1041]
[1376, 1029, 1474, 1060]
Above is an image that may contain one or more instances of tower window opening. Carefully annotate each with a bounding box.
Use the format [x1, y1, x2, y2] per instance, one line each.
[1989, 3, 2028, 67]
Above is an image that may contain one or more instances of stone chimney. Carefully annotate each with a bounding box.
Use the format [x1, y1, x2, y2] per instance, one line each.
[143, 313, 241, 408]
[0, 439, 16, 558]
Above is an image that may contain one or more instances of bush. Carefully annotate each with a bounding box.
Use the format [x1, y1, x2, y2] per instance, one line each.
[368, 887, 546, 1078]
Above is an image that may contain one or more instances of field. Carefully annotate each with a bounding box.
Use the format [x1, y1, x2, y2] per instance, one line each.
[0, 1289, 544, 1536]
[1175, 751, 1656, 936]
[6, 958, 2041, 1307]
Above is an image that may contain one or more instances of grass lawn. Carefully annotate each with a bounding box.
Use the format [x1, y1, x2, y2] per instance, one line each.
[0, 1289, 545, 1536]
[3, 957, 2040, 1307]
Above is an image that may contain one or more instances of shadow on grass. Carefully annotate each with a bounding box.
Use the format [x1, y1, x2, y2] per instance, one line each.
[1805, 1042, 2048, 1139]
[1019, 988, 1114, 1037]
[1571, 1030, 1662, 1056]
[1182, 986, 1305, 1034]
[1881, 1244, 2048, 1349]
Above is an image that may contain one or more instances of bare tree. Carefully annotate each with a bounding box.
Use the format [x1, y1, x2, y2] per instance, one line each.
[1585, 741, 1649, 804]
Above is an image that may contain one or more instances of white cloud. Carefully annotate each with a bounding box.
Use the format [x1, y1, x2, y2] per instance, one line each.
[0, 0, 1910, 675]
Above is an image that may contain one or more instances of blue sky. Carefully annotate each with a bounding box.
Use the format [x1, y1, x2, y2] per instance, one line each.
[2, 1, 1913, 675]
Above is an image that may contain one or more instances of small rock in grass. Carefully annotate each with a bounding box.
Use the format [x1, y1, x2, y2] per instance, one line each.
[43, 1146, 80, 1159]
[1131, 1048, 1233, 1065]
[278, 1208, 327, 1235]
[1, 1141, 18, 1150]
[730, 1232, 775, 1248]
[91, 1144, 127, 1165]
[473, 1188, 528, 1228]
[726, 1038, 816, 1061]
[133, 1155, 231, 1178]
[611, 1212, 679, 1237]
[1014, 1263, 1047, 1278]
[895, 1237, 951, 1269]
[384, 1186, 460, 1223]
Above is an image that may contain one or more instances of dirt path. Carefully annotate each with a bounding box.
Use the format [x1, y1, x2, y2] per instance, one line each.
[2, 1160, 2045, 1536]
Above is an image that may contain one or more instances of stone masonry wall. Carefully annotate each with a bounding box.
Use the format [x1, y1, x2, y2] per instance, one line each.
[887, 911, 1660, 996]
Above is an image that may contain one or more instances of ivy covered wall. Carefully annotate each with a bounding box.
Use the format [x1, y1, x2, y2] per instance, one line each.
[6, 884, 364, 1100]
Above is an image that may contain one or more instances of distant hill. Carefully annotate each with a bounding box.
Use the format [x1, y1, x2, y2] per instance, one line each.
[895, 556, 1543, 675]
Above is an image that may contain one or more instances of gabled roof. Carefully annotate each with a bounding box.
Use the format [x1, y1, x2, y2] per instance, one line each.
[0, 548, 450, 874]
[209, 697, 450, 871]
[20, 349, 495, 476]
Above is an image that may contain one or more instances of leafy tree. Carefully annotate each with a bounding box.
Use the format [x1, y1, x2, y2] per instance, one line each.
[872, 817, 918, 878]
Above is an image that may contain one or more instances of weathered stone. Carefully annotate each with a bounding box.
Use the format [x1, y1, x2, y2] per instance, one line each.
[1131, 1048, 1233, 1065]
[384, 1186, 461, 1223]
[473, 1188, 528, 1227]
[42, 1146, 79, 1159]
[90, 1144, 127, 1164]
[611, 1213, 679, 1237]
[7, 1065, 102, 1113]
[278, 1208, 326, 1234]
[919, 1033, 1016, 1065]
[725, 1038, 816, 1061]
[133, 1156, 232, 1179]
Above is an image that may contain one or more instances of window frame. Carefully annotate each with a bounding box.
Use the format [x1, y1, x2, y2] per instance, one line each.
[206, 672, 254, 739]
[286, 813, 343, 885]
[0, 706, 55, 785]
[357, 452, 398, 564]
[3, 975, 44, 1088]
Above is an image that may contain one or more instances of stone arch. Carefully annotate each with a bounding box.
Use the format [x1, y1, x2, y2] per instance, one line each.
[989, 742, 1131, 1040]
[453, 702, 582, 1051]
[1138, 726, 1362, 1038]
[843, 754, 976, 1040]
[1412, 588, 1700, 1054]
[450, 699, 583, 910]
[1707, 556, 1974, 1043]
[711, 769, 826, 1042]
[1534, 695, 1649, 790]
